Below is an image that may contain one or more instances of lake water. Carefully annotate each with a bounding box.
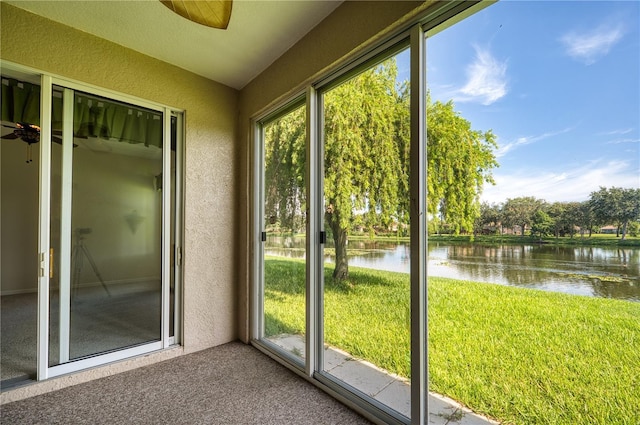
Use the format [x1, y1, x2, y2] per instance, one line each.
[265, 237, 640, 302]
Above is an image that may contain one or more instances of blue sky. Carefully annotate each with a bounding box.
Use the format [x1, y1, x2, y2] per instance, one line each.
[413, 1, 639, 204]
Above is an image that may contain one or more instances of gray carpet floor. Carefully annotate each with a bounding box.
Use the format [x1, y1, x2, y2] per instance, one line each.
[1, 341, 373, 425]
[2, 286, 161, 382]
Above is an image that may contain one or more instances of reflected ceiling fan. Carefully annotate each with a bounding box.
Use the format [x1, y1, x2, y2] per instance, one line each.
[160, 0, 233, 29]
[1, 122, 63, 163]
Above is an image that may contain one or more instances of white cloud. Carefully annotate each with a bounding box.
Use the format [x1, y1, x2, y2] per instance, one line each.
[495, 127, 574, 158]
[451, 46, 508, 105]
[606, 138, 640, 145]
[481, 160, 640, 204]
[599, 128, 633, 136]
[561, 24, 624, 65]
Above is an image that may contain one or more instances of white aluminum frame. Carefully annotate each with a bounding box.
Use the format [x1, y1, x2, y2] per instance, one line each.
[249, 2, 490, 424]
[37, 74, 53, 381]
[409, 23, 427, 424]
[171, 111, 185, 346]
[58, 87, 75, 364]
[1, 60, 184, 381]
[251, 95, 309, 369]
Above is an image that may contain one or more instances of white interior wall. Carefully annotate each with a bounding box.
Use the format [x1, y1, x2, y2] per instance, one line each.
[0, 138, 39, 294]
[1, 138, 162, 295]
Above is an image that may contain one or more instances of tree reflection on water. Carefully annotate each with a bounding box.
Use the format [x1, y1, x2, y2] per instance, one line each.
[265, 236, 640, 302]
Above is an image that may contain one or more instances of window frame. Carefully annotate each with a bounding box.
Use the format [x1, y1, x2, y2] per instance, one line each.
[250, 2, 490, 424]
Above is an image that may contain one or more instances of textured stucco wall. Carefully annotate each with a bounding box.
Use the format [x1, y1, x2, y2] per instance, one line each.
[235, 1, 429, 341]
[1, 1, 238, 360]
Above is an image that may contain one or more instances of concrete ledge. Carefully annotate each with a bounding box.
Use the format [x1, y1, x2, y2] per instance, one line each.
[268, 334, 500, 424]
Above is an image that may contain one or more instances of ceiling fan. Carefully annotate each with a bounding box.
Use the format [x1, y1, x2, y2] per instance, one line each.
[160, 0, 233, 29]
[1, 122, 63, 163]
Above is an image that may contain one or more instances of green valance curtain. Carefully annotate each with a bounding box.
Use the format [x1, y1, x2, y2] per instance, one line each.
[2, 77, 162, 148]
[1, 77, 41, 125]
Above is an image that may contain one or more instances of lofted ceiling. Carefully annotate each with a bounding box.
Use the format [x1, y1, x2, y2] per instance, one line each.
[4, 0, 343, 90]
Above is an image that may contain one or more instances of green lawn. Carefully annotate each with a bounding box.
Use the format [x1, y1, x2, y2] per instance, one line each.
[264, 257, 640, 424]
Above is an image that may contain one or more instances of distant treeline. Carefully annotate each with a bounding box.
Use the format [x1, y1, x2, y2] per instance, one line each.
[466, 187, 640, 240]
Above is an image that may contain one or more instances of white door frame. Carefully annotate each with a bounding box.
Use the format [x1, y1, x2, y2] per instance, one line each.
[22, 67, 183, 380]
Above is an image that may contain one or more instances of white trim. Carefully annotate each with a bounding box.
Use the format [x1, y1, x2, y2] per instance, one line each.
[172, 111, 185, 344]
[305, 87, 318, 378]
[37, 75, 53, 381]
[0, 64, 186, 380]
[410, 24, 427, 425]
[59, 87, 75, 364]
[47, 341, 164, 379]
[162, 108, 172, 349]
[250, 117, 263, 341]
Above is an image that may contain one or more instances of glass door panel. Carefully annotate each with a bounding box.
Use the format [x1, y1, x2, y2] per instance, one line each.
[49, 88, 163, 365]
[321, 48, 411, 417]
[0, 74, 41, 386]
[261, 104, 307, 362]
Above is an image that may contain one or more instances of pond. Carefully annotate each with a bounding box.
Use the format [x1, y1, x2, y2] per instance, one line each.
[265, 237, 640, 302]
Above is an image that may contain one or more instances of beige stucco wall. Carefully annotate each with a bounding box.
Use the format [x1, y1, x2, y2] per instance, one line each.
[235, 0, 429, 341]
[1, 2, 238, 358]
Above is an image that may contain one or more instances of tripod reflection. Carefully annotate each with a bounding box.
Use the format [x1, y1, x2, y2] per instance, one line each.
[71, 228, 111, 298]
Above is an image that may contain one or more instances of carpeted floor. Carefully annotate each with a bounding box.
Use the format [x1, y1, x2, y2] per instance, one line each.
[2, 285, 161, 382]
[1, 341, 373, 425]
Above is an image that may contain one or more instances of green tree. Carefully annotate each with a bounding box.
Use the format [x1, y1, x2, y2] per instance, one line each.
[547, 202, 567, 238]
[501, 197, 546, 236]
[474, 202, 502, 235]
[264, 107, 306, 233]
[427, 97, 498, 235]
[265, 58, 498, 281]
[576, 201, 596, 238]
[590, 187, 640, 240]
[531, 209, 554, 240]
[324, 60, 404, 279]
[548, 201, 581, 238]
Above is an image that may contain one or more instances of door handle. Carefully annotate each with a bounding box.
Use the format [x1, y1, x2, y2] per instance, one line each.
[49, 248, 54, 278]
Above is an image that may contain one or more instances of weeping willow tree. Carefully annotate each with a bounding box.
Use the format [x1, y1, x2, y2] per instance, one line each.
[426, 96, 498, 235]
[264, 107, 306, 234]
[323, 60, 407, 279]
[264, 58, 498, 281]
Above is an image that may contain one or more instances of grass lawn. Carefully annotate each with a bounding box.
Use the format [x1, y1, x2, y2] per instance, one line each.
[264, 257, 640, 425]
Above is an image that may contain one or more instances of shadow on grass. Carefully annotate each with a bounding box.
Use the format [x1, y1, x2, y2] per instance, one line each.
[264, 312, 301, 336]
[265, 258, 406, 296]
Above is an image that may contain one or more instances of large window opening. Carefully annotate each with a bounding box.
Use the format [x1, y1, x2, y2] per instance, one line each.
[319, 46, 412, 419]
[253, 1, 639, 423]
[425, 2, 639, 424]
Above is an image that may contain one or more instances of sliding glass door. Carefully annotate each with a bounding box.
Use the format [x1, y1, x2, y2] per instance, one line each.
[319, 46, 412, 418]
[48, 87, 164, 367]
[255, 43, 417, 422]
[0, 64, 183, 386]
[259, 101, 307, 364]
[0, 72, 42, 385]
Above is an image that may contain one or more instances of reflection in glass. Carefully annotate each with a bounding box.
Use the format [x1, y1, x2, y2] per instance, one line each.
[50, 90, 163, 365]
[0, 76, 41, 385]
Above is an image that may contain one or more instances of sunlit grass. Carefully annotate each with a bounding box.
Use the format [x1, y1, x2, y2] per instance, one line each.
[264, 257, 640, 424]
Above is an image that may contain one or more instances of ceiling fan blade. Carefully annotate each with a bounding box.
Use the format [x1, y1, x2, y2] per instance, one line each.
[161, 0, 232, 29]
[1, 133, 19, 140]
